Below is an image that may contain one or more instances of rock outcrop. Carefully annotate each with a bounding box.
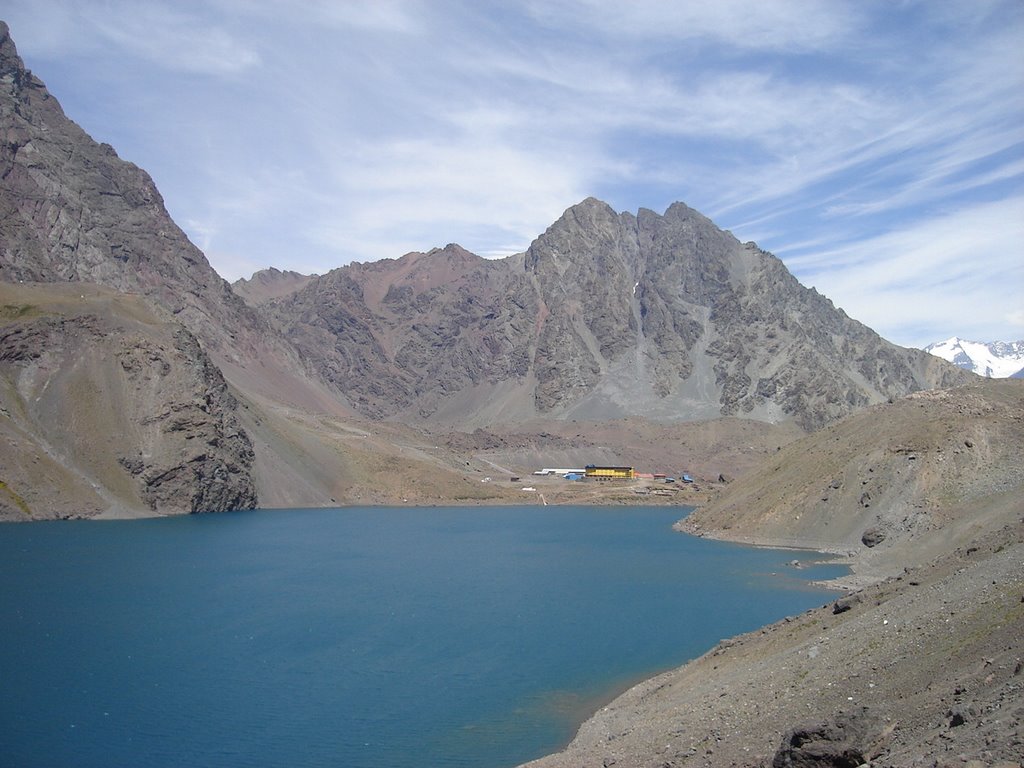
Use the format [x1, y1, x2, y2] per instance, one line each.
[771, 708, 882, 768]
[0, 283, 257, 519]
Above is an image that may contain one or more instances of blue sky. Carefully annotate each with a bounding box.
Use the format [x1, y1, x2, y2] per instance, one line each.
[3, 0, 1022, 348]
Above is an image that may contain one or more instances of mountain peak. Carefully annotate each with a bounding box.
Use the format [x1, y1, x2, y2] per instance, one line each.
[0, 20, 59, 118]
[574, 195, 612, 209]
[261, 195, 973, 429]
[561, 196, 620, 225]
[0, 21, 17, 67]
[232, 268, 316, 307]
[925, 337, 1024, 378]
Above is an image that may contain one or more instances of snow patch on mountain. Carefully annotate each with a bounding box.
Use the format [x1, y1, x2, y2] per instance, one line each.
[924, 337, 1024, 378]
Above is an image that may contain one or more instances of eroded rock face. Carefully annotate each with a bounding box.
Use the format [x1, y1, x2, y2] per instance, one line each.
[0, 287, 256, 519]
[115, 327, 257, 514]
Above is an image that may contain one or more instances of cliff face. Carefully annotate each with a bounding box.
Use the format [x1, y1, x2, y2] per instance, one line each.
[0, 283, 256, 519]
[266, 198, 973, 430]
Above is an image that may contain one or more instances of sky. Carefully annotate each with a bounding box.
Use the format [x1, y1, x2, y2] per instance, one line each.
[2, 0, 1022, 348]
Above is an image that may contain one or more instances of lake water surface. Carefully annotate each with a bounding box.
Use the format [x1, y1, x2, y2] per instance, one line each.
[0, 505, 843, 768]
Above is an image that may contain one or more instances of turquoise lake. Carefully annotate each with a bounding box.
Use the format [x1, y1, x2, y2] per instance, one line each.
[0, 505, 844, 767]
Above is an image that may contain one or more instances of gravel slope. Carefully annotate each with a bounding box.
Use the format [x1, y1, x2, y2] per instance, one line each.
[523, 510, 1022, 768]
[522, 383, 1024, 768]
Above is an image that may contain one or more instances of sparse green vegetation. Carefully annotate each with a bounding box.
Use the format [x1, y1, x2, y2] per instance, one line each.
[0, 479, 31, 515]
[0, 304, 42, 322]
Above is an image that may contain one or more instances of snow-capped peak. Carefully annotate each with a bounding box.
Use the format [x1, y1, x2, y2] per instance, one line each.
[924, 337, 1024, 378]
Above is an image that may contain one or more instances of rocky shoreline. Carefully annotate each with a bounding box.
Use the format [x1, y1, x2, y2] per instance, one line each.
[520, 501, 1023, 768]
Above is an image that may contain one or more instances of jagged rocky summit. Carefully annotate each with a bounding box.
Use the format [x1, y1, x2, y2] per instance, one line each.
[264, 198, 972, 431]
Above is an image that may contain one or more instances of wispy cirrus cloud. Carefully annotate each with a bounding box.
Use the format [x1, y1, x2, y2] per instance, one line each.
[2, 0, 1022, 345]
[785, 196, 1024, 346]
[90, 7, 260, 75]
[6, 0, 261, 75]
[525, 0, 863, 52]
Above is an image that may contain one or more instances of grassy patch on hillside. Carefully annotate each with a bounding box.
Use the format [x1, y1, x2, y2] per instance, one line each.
[0, 479, 31, 515]
[0, 304, 44, 323]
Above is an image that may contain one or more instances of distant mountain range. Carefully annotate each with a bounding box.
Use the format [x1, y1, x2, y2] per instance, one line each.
[0, 20, 976, 516]
[925, 337, 1024, 379]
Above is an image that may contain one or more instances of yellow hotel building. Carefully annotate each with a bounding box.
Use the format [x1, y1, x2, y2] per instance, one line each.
[584, 465, 636, 480]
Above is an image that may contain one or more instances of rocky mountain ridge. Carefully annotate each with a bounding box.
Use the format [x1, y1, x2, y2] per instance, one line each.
[0, 22, 360, 516]
[0, 19, 980, 519]
[263, 199, 972, 431]
[232, 267, 316, 307]
[0, 21, 349, 418]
